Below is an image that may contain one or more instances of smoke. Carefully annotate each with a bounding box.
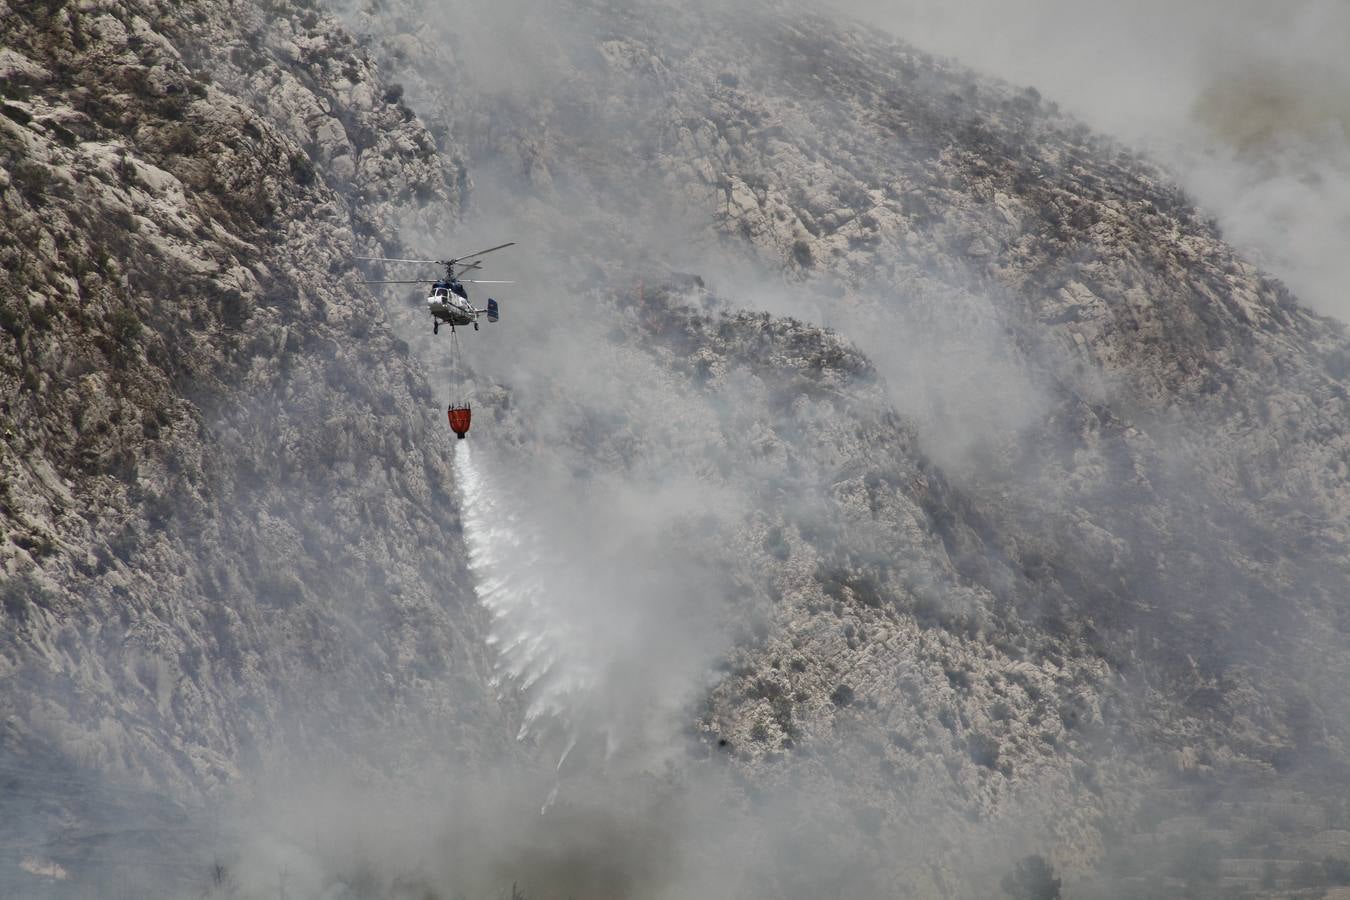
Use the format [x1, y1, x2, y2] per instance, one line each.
[371, 4, 1350, 896]
[205, 766, 709, 900]
[292, 2, 1119, 894]
[202, 744, 931, 900]
[711, 261, 1052, 476]
[453, 440, 731, 777]
[827, 0, 1350, 319]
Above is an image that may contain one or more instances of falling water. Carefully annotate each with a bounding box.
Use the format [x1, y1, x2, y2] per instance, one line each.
[452, 443, 596, 777]
[452, 438, 729, 819]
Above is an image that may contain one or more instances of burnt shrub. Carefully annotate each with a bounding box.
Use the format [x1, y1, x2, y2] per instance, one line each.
[854, 805, 884, 836]
[763, 525, 790, 561]
[1166, 837, 1221, 886]
[0, 298, 25, 337]
[105, 306, 142, 366]
[791, 239, 814, 268]
[289, 151, 316, 186]
[830, 683, 855, 707]
[1, 574, 54, 621]
[817, 563, 886, 608]
[13, 532, 55, 558]
[968, 732, 1000, 770]
[1324, 856, 1350, 886]
[13, 160, 51, 207]
[109, 524, 138, 564]
[257, 572, 303, 609]
[1291, 860, 1326, 889]
[1001, 855, 1060, 900]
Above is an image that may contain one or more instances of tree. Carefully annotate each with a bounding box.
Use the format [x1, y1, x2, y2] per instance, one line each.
[1001, 854, 1062, 900]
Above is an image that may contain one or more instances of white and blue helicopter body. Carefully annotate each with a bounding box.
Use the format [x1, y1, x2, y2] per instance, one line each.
[357, 242, 514, 334]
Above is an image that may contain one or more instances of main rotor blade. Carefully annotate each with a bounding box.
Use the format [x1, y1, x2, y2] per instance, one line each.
[446, 242, 515, 264]
[461, 280, 514, 284]
[354, 255, 439, 264]
[361, 280, 431, 284]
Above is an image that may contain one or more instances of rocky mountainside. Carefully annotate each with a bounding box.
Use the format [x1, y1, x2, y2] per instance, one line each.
[347, 0, 1350, 894]
[1, 0, 507, 891]
[3, 0, 1350, 897]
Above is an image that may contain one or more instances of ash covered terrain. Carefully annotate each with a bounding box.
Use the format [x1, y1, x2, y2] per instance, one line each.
[2, 0, 1349, 897]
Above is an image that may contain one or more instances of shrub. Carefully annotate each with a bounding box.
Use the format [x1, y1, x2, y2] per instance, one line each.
[106, 306, 142, 366]
[257, 573, 303, 609]
[0, 299, 24, 337]
[1325, 856, 1350, 886]
[1, 574, 54, 622]
[1292, 860, 1326, 889]
[969, 732, 1000, 770]
[13, 160, 51, 207]
[289, 152, 315, 186]
[1001, 855, 1060, 900]
[763, 525, 790, 560]
[791, 239, 814, 268]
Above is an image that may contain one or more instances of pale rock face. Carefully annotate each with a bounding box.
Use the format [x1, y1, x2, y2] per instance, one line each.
[1, 0, 507, 882]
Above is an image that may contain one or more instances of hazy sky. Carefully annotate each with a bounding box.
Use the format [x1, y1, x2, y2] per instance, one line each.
[830, 0, 1350, 320]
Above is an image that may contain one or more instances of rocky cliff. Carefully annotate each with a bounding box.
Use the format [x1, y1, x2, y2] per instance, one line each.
[1, 0, 507, 891]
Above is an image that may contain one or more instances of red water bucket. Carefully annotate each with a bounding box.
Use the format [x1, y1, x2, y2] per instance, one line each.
[448, 403, 471, 439]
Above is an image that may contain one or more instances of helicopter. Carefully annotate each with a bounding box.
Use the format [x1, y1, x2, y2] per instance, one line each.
[356, 242, 515, 334]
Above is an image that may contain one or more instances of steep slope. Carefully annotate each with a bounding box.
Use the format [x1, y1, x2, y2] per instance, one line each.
[341, 0, 1350, 892]
[474, 281, 1137, 895]
[0, 0, 506, 889]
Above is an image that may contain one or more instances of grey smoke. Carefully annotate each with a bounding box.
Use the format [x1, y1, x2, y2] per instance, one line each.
[453, 438, 735, 769]
[828, 0, 1350, 319]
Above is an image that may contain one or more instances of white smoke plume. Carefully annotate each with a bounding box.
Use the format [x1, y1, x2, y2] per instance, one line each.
[452, 432, 734, 781]
[829, 0, 1350, 319]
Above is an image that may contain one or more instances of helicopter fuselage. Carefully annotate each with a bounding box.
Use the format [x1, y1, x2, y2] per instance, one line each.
[428, 280, 479, 327]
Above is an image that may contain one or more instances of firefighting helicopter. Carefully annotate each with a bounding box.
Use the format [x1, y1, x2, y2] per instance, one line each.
[356, 242, 515, 335]
[356, 243, 517, 440]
